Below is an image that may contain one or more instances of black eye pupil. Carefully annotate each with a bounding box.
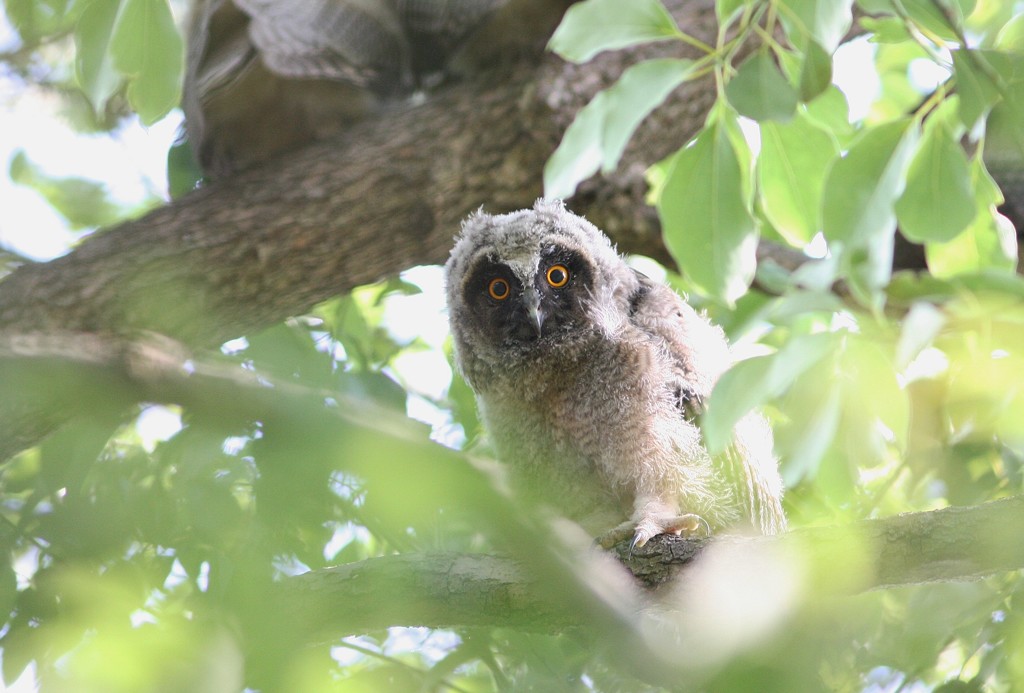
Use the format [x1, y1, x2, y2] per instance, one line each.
[489, 279, 509, 299]
[551, 270, 565, 283]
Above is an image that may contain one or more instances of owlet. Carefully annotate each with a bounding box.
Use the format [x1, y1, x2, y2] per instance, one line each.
[445, 199, 786, 548]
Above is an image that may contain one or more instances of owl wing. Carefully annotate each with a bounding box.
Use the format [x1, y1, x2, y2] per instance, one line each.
[625, 270, 787, 535]
[624, 270, 732, 421]
[235, 0, 408, 88]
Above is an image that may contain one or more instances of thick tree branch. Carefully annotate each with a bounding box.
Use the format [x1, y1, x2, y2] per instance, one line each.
[0, 1, 719, 345]
[280, 498, 1024, 646]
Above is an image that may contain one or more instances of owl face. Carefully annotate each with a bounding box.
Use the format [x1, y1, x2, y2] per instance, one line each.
[458, 242, 595, 347]
[446, 200, 627, 368]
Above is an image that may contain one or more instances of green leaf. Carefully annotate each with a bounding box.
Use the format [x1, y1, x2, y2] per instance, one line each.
[822, 119, 919, 246]
[0, 620, 33, 685]
[548, 0, 680, 63]
[861, 16, 912, 43]
[895, 301, 946, 369]
[109, 0, 183, 124]
[803, 85, 855, 146]
[858, 0, 974, 40]
[775, 356, 843, 483]
[995, 13, 1024, 51]
[984, 52, 1024, 162]
[655, 110, 758, 303]
[838, 338, 909, 457]
[926, 157, 1018, 277]
[704, 332, 837, 454]
[777, 0, 854, 52]
[953, 49, 1002, 131]
[822, 118, 919, 307]
[9, 150, 123, 229]
[902, 0, 975, 40]
[895, 121, 975, 243]
[5, 0, 75, 42]
[167, 138, 204, 198]
[716, 0, 750, 28]
[758, 114, 839, 245]
[545, 58, 695, 199]
[798, 39, 833, 102]
[0, 553, 15, 623]
[75, 0, 123, 115]
[725, 52, 798, 122]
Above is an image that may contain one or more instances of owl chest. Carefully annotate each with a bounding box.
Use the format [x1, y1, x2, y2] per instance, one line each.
[482, 337, 666, 472]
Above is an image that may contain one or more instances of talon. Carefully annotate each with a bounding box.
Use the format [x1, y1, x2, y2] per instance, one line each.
[629, 529, 651, 555]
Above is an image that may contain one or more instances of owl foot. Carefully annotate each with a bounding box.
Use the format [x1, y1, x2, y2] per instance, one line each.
[597, 513, 709, 551]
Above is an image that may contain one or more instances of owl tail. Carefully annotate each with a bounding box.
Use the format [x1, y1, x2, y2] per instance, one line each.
[721, 413, 787, 535]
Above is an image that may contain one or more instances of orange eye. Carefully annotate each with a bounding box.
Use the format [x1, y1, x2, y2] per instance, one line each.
[546, 264, 570, 288]
[488, 277, 511, 300]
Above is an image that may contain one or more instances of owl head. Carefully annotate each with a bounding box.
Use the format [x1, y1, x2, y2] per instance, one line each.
[445, 199, 635, 383]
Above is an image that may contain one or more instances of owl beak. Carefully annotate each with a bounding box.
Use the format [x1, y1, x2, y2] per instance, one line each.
[523, 288, 546, 337]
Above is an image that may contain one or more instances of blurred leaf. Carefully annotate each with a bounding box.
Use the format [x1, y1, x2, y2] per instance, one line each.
[777, 0, 854, 52]
[716, 0, 749, 28]
[167, 137, 204, 198]
[39, 416, 121, 493]
[758, 114, 839, 245]
[995, 13, 1024, 51]
[984, 52, 1024, 162]
[798, 40, 833, 102]
[823, 119, 918, 306]
[656, 108, 757, 303]
[548, 0, 680, 63]
[9, 150, 123, 229]
[109, 0, 183, 124]
[75, 0, 122, 114]
[859, 0, 975, 40]
[803, 85, 855, 146]
[895, 301, 946, 369]
[244, 322, 335, 385]
[726, 52, 798, 122]
[926, 157, 1018, 277]
[5, 0, 76, 42]
[776, 356, 843, 483]
[895, 121, 975, 243]
[0, 618, 33, 685]
[337, 370, 407, 412]
[0, 553, 16, 622]
[704, 332, 837, 453]
[545, 58, 695, 199]
[861, 15, 912, 43]
[823, 119, 918, 246]
[953, 49, 1002, 131]
[841, 337, 909, 453]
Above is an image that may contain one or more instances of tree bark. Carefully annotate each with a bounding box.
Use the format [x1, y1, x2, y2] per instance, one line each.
[281, 497, 1024, 641]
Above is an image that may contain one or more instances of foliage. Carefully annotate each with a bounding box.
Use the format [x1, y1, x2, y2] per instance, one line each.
[1, 0, 1024, 691]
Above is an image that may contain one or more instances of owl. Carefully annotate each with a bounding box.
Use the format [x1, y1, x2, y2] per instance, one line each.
[445, 199, 786, 548]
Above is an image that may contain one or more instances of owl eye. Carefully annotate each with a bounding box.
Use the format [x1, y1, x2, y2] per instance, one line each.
[488, 277, 511, 300]
[546, 264, 570, 288]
